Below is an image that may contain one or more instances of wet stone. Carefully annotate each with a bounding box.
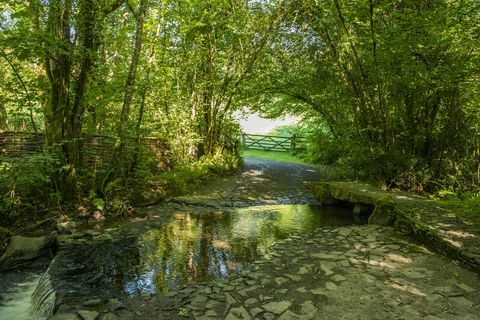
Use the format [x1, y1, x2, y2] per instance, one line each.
[326, 282, 338, 291]
[106, 299, 124, 312]
[83, 299, 102, 307]
[261, 301, 291, 314]
[263, 313, 275, 320]
[278, 310, 303, 320]
[238, 285, 260, 296]
[456, 283, 476, 293]
[244, 297, 258, 306]
[250, 307, 263, 317]
[449, 296, 474, 307]
[78, 310, 99, 320]
[311, 288, 327, 295]
[99, 313, 120, 320]
[299, 301, 318, 319]
[51, 314, 80, 320]
[274, 277, 289, 286]
[310, 253, 343, 261]
[190, 295, 208, 309]
[225, 306, 251, 320]
[297, 287, 308, 293]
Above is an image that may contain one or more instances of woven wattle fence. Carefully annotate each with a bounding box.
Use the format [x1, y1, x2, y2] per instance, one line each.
[0, 131, 171, 173]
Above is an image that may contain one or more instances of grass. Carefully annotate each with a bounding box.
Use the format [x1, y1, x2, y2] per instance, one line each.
[242, 149, 308, 164]
[435, 198, 480, 226]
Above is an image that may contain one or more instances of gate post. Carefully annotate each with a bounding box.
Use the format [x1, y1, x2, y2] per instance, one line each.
[291, 134, 296, 155]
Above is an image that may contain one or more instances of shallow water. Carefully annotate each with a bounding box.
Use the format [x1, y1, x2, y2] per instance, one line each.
[119, 204, 361, 295]
[0, 204, 362, 317]
[0, 272, 45, 320]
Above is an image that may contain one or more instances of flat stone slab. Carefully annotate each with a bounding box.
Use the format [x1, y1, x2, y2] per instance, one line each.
[314, 182, 480, 274]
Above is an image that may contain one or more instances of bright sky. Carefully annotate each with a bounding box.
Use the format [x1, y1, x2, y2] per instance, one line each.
[238, 113, 299, 134]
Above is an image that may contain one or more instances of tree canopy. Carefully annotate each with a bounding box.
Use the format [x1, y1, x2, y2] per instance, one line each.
[0, 0, 479, 214]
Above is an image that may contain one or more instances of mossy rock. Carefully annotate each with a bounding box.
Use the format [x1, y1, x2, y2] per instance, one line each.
[314, 184, 334, 204]
[368, 196, 396, 226]
[132, 186, 167, 206]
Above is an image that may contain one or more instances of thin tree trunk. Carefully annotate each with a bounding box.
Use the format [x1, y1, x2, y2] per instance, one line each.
[118, 0, 147, 141]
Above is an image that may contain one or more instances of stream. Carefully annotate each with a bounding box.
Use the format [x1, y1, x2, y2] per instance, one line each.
[0, 159, 364, 319]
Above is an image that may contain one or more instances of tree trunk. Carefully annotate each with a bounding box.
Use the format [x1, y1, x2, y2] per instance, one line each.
[0, 101, 8, 131]
[118, 0, 147, 141]
[44, 0, 72, 148]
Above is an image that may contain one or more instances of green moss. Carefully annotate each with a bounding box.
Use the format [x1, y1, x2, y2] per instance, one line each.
[435, 198, 480, 226]
[313, 184, 334, 204]
[368, 196, 396, 226]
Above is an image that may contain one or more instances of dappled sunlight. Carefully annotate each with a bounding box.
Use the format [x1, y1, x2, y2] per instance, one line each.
[387, 280, 427, 297]
[441, 237, 464, 248]
[119, 204, 356, 295]
[392, 195, 415, 201]
[385, 253, 413, 264]
[445, 230, 476, 239]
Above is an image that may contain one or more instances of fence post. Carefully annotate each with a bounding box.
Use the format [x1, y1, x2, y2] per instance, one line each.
[291, 134, 296, 155]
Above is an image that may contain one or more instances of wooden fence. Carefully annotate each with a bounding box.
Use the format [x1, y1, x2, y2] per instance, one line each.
[241, 133, 306, 153]
[0, 131, 171, 173]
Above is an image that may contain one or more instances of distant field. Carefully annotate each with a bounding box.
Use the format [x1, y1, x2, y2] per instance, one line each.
[243, 149, 307, 164]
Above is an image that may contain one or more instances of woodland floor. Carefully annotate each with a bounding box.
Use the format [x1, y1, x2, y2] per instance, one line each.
[51, 159, 480, 320]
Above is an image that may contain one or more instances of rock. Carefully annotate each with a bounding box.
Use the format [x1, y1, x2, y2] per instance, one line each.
[51, 314, 80, 320]
[250, 307, 263, 317]
[313, 184, 334, 204]
[100, 313, 120, 320]
[116, 309, 136, 319]
[78, 310, 99, 320]
[297, 266, 309, 275]
[456, 283, 476, 293]
[449, 296, 474, 307]
[310, 253, 343, 261]
[352, 205, 372, 218]
[56, 221, 76, 234]
[132, 186, 167, 206]
[225, 306, 251, 320]
[244, 297, 258, 305]
[224, 292, 237, 305]
[278, 310, 303, 320]
[299, 301, 318, 320]
[326, 282, 338, 290]
[106, 299, 124, 312]
[83, 300, 102, 307]
[0, 234, 56, 270]
[261, 301, 292, 314]
[320, 263, 334, 276]
[336, 227, 353, 237]
[285, 273, 302, 281]
[189, 295, 208, 309]
[368, 197, 396, 226]
[205, 310, 218, 317]
[311, 288, 327, 295]
[263, 313, 275, 320]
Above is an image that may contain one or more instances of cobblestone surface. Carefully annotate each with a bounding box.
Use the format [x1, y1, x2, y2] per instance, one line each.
[50, 159, 480, 320]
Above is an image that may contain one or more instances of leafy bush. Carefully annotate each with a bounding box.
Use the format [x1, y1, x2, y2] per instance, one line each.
[0, 153, 60, 227]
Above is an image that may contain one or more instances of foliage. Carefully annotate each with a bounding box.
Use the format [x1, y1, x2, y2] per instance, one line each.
[249, 0, 480, 194]
[436, 196, 480, 226]
[160, 152, 242, 195]
[1, 0, 480, 233]
[0, 153, 60, 226]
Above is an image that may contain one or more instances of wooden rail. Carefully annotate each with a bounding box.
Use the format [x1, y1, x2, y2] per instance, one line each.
[241, 133, 305, 153]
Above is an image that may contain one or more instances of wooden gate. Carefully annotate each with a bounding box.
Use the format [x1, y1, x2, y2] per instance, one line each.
[241, 133, 305, 153]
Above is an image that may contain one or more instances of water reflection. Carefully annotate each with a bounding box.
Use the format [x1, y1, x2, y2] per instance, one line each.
[123, 204, 358, 295]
